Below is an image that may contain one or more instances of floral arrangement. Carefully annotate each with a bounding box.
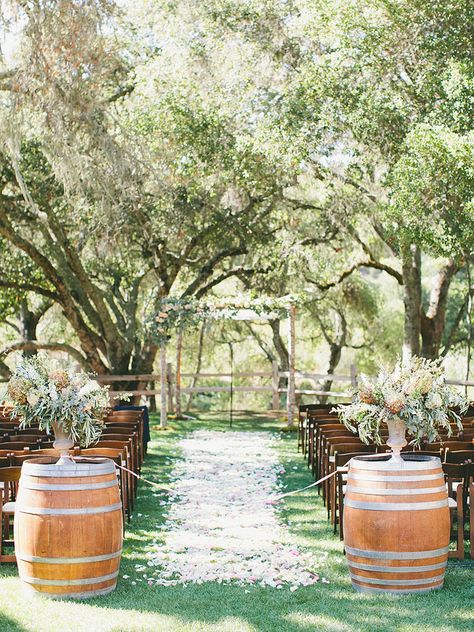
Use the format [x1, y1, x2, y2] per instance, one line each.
[4, 354, 110, 446]
[334, 357, 468, 446]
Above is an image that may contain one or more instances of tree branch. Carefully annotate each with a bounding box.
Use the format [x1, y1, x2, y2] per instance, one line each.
[3, 320, 20, 334]
[441, 291, 470, 357]
[350, 228, 404, 284]
[362, 258, 404, 285]
[192, 266, 256, 299]
[244, 322, 276, 364]
[107, 83, 136, 103]
[0, 279, 59, 301]
[0, 341, 89, 369]
[181, 248, 247, 298]
[305, 262, 362, 291]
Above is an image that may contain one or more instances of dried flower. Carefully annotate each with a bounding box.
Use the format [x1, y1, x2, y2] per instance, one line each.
[415, 371, 433, 395]
[384, 391, 405, 414]
[49, 369, 70, 391]
[359, 386, 376, 404]
[426, 392, 443, 410]
[7, 378, 29, 405]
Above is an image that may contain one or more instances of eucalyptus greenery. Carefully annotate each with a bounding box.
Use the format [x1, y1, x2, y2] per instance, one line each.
[4, 354, 110, 447]
[334, 358, 468, 447]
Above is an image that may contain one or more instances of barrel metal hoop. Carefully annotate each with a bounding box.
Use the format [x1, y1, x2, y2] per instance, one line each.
[344, 545, 450, 560]
[344, 499, 448, 511]
[19, 570, 119, 586]
[21, 462, 115, 477]
[349, 473, 442, 482]
[21, 480, 118, 492]
[21, 584, 116, 600]
[345, 485, 446, 496]
[347, 560, 447, 573]
[349, 572, 445, 586]
[352, 583, 443, 594]
[350, 457, 441, 471]
[18, 549, 122, 564]
[17, 503, 122, 516]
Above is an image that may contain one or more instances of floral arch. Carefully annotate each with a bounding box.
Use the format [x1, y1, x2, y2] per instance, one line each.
[146, 295, 300, 426]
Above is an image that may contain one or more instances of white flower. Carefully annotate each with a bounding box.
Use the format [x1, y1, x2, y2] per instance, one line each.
[77, 381, 99, 398]
[426, 392, 443, 410]
[27, 392, 40, 407]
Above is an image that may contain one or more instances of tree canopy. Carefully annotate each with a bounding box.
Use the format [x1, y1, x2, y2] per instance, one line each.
[0, 0, 472, 394]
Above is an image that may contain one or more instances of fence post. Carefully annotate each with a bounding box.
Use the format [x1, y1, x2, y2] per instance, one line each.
[175, 331, 183, 418]
[160, 343, 167, 428]
[287, 303, 296, 426]
[272, 360, 279, 410]
[350, 363, 358, 389]
[167, 362, 174, 413]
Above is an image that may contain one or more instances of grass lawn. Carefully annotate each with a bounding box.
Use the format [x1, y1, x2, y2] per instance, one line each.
[0, 412, 472, 632]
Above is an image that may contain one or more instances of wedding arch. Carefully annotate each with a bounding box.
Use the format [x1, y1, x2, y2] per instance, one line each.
[146, 295, 299, 427]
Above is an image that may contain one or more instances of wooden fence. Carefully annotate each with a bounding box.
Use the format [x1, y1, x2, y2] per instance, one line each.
[95, 363, 474, 425]
[96, 361, 357, 401]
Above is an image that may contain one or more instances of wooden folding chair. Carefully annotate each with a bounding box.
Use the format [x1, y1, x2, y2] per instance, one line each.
[74, 447, 129, 529]
[1, 434, 43, 444]
[94, 440, 136, 510]
[468, 463, 474, 559]
[332, 445, 375, 540]
[0, 466, 21, 563]
[445, 449, 474, 462]
[443, 462, 467, 560]
[0, 441, 40, 451]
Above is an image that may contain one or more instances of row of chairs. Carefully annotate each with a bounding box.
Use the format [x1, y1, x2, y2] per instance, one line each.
[298, 403, 474, 559]
[0, 408, 148, 562]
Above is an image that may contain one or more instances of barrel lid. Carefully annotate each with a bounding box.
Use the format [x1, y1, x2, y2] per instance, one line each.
[350, 454, 441, 471]
[21, 457, 116, 477]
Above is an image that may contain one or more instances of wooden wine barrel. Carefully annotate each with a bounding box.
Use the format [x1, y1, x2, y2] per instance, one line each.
[14, 457, 123, 599]
[344, 454, 449, 594]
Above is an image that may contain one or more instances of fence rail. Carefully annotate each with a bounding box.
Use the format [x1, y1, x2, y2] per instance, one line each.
[94, 364, 474, 410]
[95, 363, 357, 403]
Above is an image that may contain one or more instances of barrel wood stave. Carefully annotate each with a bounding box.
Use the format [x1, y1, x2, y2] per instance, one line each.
[343, 455, 450, 594]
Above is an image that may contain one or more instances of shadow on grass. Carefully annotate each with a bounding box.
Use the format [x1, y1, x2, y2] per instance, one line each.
[79, 568, 473, 632]
[0, 612, 28, 631]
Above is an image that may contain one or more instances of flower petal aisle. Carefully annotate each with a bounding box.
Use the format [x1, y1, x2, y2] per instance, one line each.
[147, 430, 320, 590]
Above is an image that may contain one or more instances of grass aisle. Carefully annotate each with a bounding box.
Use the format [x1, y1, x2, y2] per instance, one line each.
[0, 413, 472, 632]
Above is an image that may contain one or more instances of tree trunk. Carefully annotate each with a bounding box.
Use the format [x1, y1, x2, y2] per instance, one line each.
[420, 260, 458, 359]
[0, 359, 10, 379]
[401, 243, 422, 361]
[286, 304, 296, 426]
[319, 343, 343, 404]
[269, 318, 289, 397]
[104, 340, 158, 406]
[19, 300, 39, 355]
[319, 310, 347, 404]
